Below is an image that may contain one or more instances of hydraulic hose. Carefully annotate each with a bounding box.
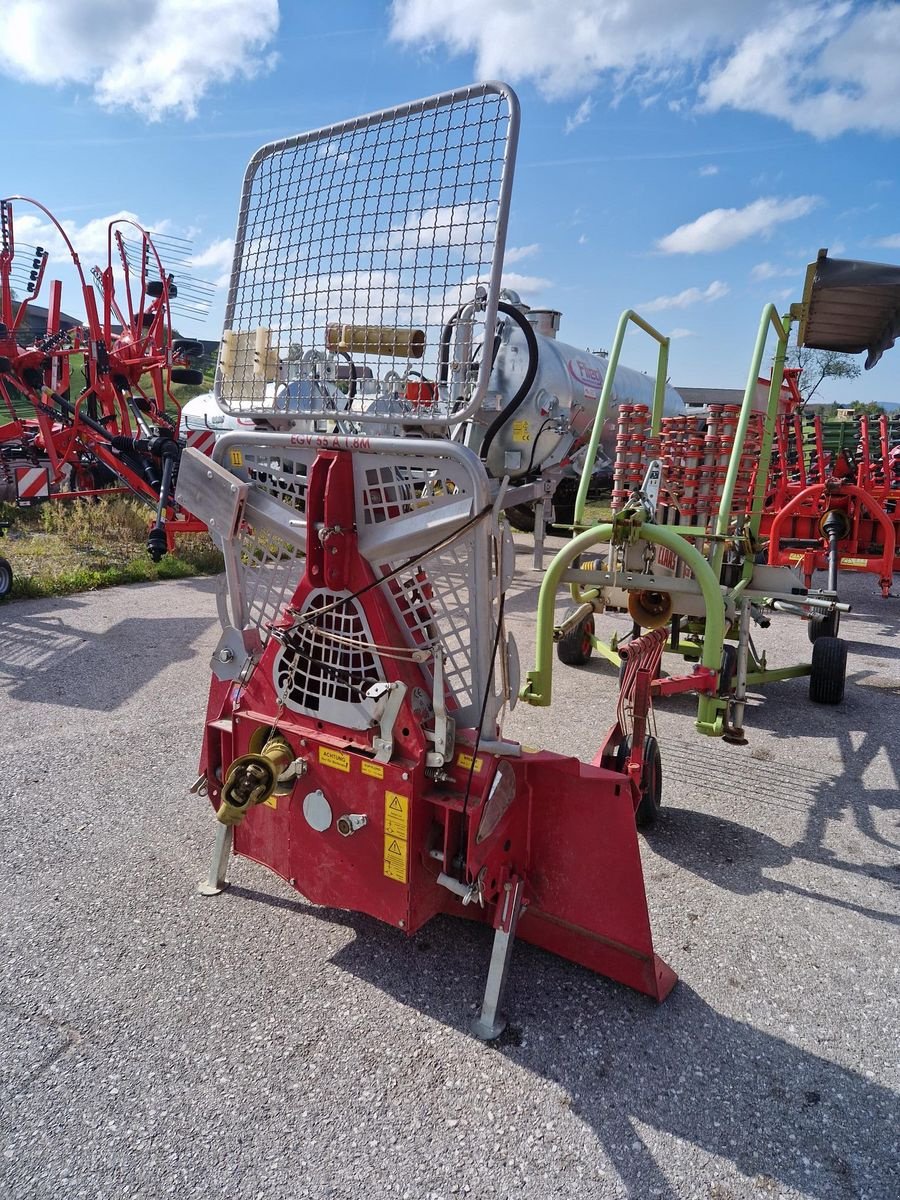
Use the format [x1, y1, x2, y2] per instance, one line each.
[478, 302, 539, 465]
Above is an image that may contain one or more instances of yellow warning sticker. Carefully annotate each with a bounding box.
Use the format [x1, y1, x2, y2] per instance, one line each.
[263, 796, 277, 810]
[511, 419, 531, 444]
[361, 759, 384, 779]
[840, 557, 867, 567]
[384, 791, 409, 839]
[229, 449, 244, 467]
[383, 834, 408, 882]
[319, 747, 350, 773]
[457, 751, 483, 773]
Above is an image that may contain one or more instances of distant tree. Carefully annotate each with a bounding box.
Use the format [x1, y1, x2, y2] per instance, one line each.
[786, 344, 861, 403]
[849, 399, 886, 418]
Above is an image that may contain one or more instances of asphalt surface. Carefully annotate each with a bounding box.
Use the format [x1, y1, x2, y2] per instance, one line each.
[0, 552, 897, 1200]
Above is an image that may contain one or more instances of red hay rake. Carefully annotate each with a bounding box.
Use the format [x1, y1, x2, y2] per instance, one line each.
[0, 197, 210, 560]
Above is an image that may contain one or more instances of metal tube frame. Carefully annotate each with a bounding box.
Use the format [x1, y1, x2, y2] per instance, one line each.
[522, 518, 727, 736]
[217, 83, 520, 428]
[573, 309, 670, 526]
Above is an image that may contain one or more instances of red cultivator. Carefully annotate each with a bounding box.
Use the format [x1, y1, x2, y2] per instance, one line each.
[0, 197, 209, 559]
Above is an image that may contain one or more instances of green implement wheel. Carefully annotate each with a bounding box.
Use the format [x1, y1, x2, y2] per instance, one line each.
[809, 636, 847, 705]
[557, 612, 595, 667]
[808, 609, 840, 643]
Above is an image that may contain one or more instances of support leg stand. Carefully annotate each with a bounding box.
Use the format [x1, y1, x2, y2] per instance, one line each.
[471, 878, 524, 1041]
[197, 822, 233, 896]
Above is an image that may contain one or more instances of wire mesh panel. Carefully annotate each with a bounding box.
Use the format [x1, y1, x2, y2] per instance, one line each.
[238, 444, 312, 635]
[217, 83, 519, 425]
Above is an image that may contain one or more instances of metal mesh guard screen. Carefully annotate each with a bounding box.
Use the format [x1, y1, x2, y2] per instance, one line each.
[216, 83, 517, 423]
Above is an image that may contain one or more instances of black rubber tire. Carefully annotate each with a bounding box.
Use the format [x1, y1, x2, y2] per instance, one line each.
[505, 503, 536, 533]
[719, 643, 738, 697]
[0, 556, 12, 600]
[171, 367, 204, 386]
[808, 609, 840, 643]
[557, 613, 595, 666]
[146, 279, 177, 299]
[616, 734, 663, 828]
[809, 636, 847, 705]
[173, 339, 204, 358]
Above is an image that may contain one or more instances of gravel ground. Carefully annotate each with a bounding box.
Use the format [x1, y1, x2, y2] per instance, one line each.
[0, 554, 897, 1200]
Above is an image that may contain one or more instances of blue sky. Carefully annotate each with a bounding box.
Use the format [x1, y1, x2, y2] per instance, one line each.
[2, 0, 899, 403]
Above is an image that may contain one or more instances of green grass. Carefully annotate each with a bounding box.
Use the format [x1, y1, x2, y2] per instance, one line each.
[1, 497, 223, 602]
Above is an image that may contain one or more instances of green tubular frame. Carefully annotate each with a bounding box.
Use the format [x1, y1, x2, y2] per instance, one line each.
[573, 309, 670, 527]
[524, 302, 804, 738]
[522, 518, 727, 736]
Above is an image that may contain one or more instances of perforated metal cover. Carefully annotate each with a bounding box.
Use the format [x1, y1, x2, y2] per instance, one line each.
[273, 590, 382, 730]
[216, 83, 519, 425]
[213, 434, 504, 732]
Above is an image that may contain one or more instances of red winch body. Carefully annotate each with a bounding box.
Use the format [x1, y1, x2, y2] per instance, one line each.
[199, 448, 675, 1007]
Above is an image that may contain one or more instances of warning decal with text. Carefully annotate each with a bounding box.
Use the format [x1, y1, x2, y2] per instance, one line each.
[383, 791, 409, 881]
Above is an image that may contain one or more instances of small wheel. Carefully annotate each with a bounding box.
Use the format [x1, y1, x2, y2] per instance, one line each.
[557, 613, 594, 666]
[0, 556, 12, 599]
[171, 367, 204, 386]
[616, 734, 663, 828]
[505, 503, 536, 533]
[146, 279, 178, 298]
[719, 643, 738, 697]
[809, 636, 847, 705]
[173, 339, 204, 358]
[808, 609, 840, 643]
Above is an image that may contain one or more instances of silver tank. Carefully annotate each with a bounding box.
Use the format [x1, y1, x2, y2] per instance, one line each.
[481, 309, 684, 480]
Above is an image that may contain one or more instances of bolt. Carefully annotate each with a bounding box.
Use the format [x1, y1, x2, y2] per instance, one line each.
[402, 772, 409, 781]
[217, 647, 235, 664]
[398, 920, 406, 929]
[230, 484, 237, 493]
[207, 470, 213, 479]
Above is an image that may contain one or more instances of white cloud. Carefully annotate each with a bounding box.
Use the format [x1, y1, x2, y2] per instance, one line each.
[12, 208, 170, 265]
[657, 195, 820, 254]
[668, 328, 696, 339]
[751, 261, 782, 281]
[698, 164, 719, 177]
[504, 243, 540, 264]
[381, 201, 498, 255]
[875, 234, 900, 249]
[189, 237, 235, 287]
[467, 271, 552, 296]
[0, 0, 279, 120]
[564, 96, 594, 134]
[639, 280, 730, 312]
[498, 272, 552, 294]
[390, 1, 900, 139]
[578, 234, 589, 245]
[701, 5, 900, 138]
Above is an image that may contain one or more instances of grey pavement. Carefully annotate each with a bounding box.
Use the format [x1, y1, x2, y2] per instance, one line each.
[0, 554, 897, 1200]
